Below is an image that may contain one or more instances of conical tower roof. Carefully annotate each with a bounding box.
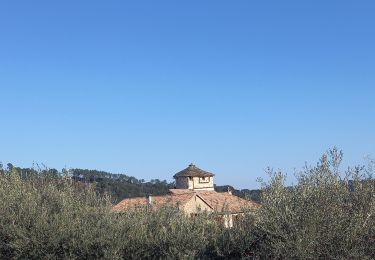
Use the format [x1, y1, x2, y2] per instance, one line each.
[173, 164, 215, 178]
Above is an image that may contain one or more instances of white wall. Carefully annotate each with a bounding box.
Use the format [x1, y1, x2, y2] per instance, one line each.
[192, 177, 214, 190]
[175, 176, 214, 190]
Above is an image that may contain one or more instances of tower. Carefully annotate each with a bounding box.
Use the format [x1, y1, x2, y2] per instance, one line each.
[173, 164, 215, 191]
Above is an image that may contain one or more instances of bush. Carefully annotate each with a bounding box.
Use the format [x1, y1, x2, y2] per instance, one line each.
[0, 171, 118, 259]
[1, 148, 375, 259]
[255, 148, 375, 259]
[0, 169, 256, 259]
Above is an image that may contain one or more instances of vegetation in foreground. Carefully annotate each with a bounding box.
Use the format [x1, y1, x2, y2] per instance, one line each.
[1, 148, 375, 259]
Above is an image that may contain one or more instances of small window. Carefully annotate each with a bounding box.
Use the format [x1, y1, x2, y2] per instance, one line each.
[199, 177, 209, 183]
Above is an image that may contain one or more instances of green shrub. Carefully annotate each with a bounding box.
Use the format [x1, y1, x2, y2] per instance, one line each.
[255, 148, 375, 259]
[0, 171, 119, 259]
[1, 148, 374, 259]
[0, 169, 255, 259]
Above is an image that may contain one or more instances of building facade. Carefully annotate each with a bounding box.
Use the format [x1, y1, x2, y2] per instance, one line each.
[113, 164, 259, 227]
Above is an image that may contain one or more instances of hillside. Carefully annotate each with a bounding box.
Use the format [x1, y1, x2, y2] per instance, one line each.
[2, 163, 261, 203]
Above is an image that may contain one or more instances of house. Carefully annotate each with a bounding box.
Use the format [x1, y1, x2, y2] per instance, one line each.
[112, 164, 259, 227]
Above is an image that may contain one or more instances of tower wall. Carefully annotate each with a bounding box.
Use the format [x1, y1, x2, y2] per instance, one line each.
[175, 176, 214, 190]
[175, 176, 193, 189]
[192, 176, 214, 191]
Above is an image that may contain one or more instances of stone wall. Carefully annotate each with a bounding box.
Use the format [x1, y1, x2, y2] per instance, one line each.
[175, 176, 190, 189]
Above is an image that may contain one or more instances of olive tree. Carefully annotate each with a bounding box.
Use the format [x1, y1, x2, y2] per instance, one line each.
[255, 148, 375, 259]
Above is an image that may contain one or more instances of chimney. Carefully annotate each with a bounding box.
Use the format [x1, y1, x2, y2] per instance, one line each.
[227, 187, 232, 195]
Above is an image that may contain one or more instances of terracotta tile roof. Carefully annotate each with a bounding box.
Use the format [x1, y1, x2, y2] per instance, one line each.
[173, 164, 215, 178]
[169, 189, 195, 195]
[113, 189, 259, 213]
[112, 193, 195, 212]
[196, 191, 260, 213]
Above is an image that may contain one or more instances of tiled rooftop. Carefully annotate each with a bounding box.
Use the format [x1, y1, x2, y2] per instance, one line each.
[113, 189, 259, 213]
[112, 192, 195, 212]
[197, 191, 259, 213]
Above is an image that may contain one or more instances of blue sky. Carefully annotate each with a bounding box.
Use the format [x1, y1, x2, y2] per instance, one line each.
[1, 1, 374, 188]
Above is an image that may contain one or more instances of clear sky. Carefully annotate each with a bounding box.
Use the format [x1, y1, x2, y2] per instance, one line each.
[1, 1, 374, 189]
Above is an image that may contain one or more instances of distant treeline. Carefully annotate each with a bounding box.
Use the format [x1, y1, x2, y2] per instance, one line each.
[0, 163, 261, 203]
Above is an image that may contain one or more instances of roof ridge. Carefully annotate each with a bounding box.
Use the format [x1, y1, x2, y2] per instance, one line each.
[195, 193, 215, 210]
[174, 164, 215, 178]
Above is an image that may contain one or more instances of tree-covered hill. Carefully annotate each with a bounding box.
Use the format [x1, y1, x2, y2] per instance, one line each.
[70, 168, 174, 202]
[1, 163, 261, 203]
